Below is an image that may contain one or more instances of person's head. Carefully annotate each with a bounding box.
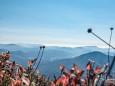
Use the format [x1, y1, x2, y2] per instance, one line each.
[73, 64, 77, 67]
[12, 61, 15, 66]
[70, 68, 75, 73]
[6, 51, 10, 54]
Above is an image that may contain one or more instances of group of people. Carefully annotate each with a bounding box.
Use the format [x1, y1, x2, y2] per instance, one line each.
[0, 51, 50, 86]
[0, 51, 115, 86]
[51, 62, 115, 86]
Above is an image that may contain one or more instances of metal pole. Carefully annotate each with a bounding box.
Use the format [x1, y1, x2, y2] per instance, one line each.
[87, 28, 115, 50]
[33, 46, 45, 74]
[32, 46, 42, 68]
[106, 56, 115, 79]
[30, 46, 45, 85]
[107, 27, 114, 64]
[87, 28, 115, 80]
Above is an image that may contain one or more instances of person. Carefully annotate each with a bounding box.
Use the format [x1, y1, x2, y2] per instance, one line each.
[10, 78, 22, 86]
[56, 72, 69, 86]
[86, 61, 95, 86]
[69, 68, 77, 86]
[93, 66, 101, 86]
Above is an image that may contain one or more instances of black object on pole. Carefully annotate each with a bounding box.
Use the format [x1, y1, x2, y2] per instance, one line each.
[106, 56, 115, 79]
[30, 46, 45, 84]
[107, 27, 114, 64]
[87, 28, 115, 50]
[32, 46, 43, 68]
[33, 46, 45, 74]
[87, 28, 115, 79]
[36, 46, 45, 68]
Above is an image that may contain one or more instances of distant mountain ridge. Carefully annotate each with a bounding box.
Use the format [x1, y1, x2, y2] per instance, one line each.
[39, 51, 115, 77]
[0, 44, 114, 63]
[0, 44, 115, 77]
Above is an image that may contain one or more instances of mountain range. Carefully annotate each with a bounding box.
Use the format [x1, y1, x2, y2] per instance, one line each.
[39, 51, 115, 78]
[0, 44, 115, 77]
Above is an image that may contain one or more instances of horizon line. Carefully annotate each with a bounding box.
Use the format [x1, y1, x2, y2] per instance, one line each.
[0, 42, 110, 48]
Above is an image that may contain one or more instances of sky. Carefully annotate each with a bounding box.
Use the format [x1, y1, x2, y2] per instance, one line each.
[0, 0, 115, 47]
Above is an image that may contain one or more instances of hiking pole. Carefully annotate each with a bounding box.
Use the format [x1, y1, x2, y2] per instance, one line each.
[35, 46, 45, 70]
[101, 56, 115, 81]
[107, 27, 114, 65]
[30, 46, 45, 85]
[33, 46, 45, 74]
[53, 74, 57, 83]
[32, 46, 43, 69]
[87, 28, 115, 50]
[106, 56, 115, 79]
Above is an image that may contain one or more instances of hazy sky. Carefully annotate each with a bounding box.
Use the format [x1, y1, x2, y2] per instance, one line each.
[0, 0, 115, 47]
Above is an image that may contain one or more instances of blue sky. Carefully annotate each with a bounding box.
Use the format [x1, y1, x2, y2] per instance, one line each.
[0, 0, 115, 47]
